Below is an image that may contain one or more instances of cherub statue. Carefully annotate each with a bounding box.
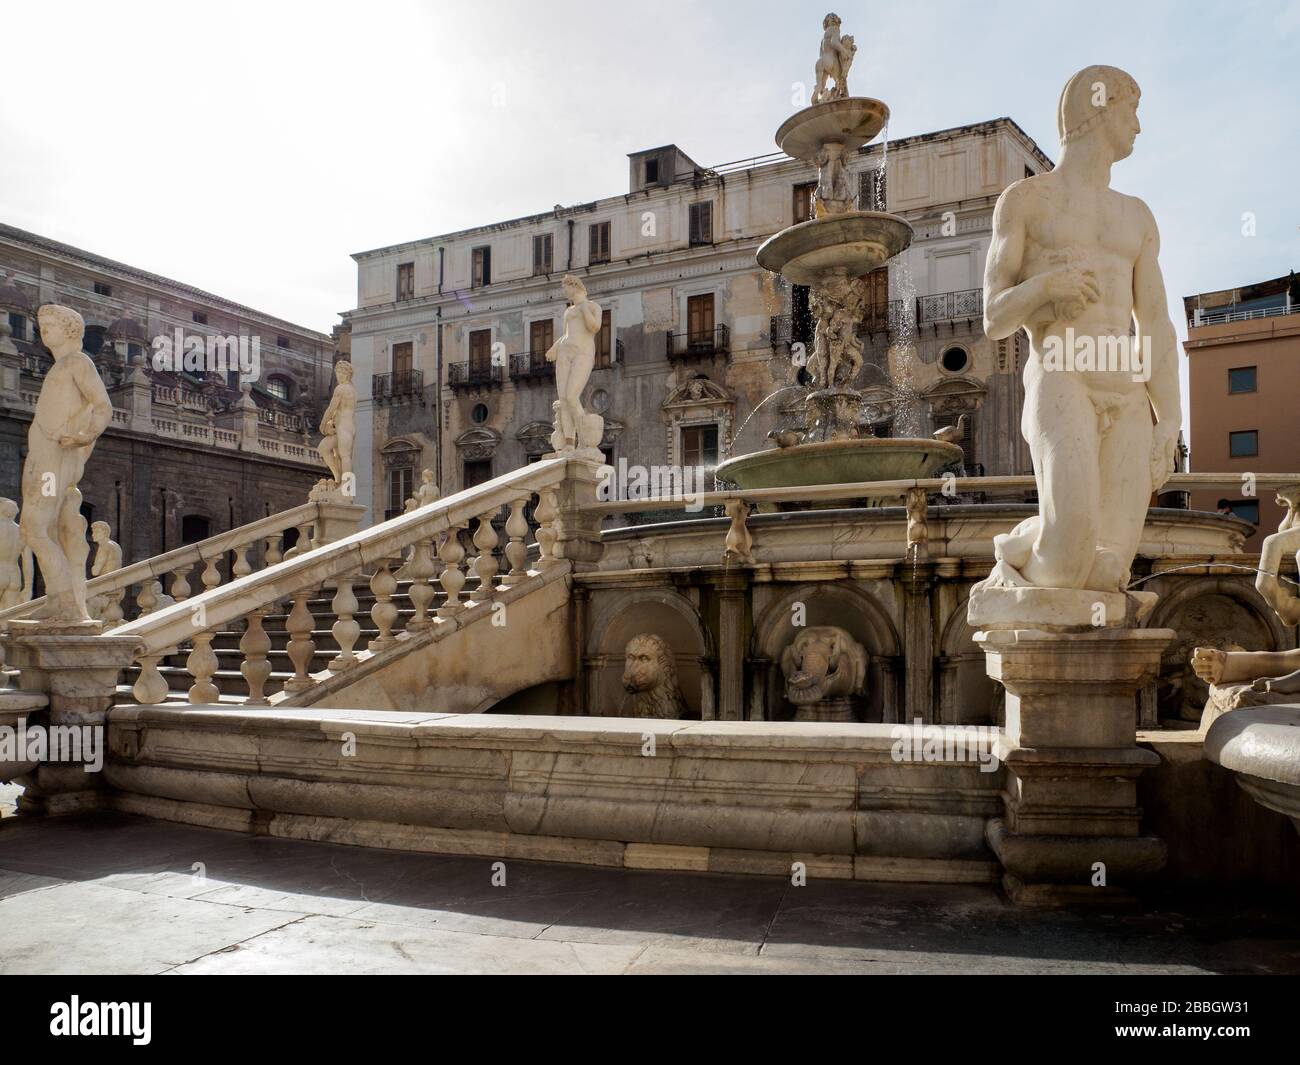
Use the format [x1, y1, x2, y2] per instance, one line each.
[1191, 488, 1300, 722]
[723, 499, 754, 566]
[813, 142, 855, 217]
[811, 13, 857, 104]
[413, 468, 439, 507]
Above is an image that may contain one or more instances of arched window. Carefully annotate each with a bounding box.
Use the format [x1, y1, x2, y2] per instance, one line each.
[181, 514, 211, 545]
[266, 376, 292, 402]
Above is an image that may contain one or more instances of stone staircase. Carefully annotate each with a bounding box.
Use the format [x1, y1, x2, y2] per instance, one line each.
[115, 575, 483, 705]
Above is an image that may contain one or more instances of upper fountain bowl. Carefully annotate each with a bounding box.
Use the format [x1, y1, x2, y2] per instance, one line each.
[757, 211, 914, 288]
[715, 438, 965, 494]
[776, 98, 890, 161]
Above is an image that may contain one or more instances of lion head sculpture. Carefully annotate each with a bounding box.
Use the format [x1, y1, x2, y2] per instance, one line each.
[621, 633, 688, 719]
[780, 626, 868, 707]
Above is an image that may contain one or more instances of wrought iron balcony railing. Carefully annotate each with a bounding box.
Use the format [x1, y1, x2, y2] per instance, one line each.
[769, 314, 814, 348]
[666, 324, 730, 361]
[448, 361, 504, 390]
[509, 351, 555, 380]
[916, 288, 982, 325]
[371, 369, 424, 401]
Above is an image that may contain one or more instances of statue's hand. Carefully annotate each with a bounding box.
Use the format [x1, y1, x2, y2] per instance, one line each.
[58, 433, 90, 448]
[1150, 422, 1178, 492]
[1044, 266, 1100, 307]
[544, 344, 557, 363]
[1190, 646, 1227, 686]
[321, 419, 334, 435]
[1251, 678, 1272, 694]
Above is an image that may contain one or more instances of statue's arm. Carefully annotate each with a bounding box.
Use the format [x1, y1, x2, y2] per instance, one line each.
[982, 186, 1047, 340]
[1257, 525, 1300, 626]
[581, 300, 603, 334]
[71, 358, 113, 444]
[1133, 202, 1180, 435]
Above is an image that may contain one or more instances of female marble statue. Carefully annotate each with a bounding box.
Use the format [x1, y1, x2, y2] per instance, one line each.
[546, 275, 603, 453]
[317, 361, 356, 491]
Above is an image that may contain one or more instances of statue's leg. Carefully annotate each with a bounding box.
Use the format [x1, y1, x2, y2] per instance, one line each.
[337, 427, 355, 482]
[57, 484, 91, 619]
[1091, 391, 1153, 591]
[1020, 367, 1099, 588]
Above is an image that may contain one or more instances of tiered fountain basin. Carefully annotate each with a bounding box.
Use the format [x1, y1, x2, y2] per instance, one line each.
[775, 97, 889, 158]
[756, 211, 914, 286]
[715, 437, 964, 491]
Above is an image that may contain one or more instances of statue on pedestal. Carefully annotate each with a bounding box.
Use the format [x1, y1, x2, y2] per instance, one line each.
[315, 360, 356, 499]
[546, 276, 604, 458]
[0, 498, 32, 611]
[811, 12, 856, 104]
[20, 306, 113, 624]
[88, 520, 123, 623]
[968, 66, 1182, 631]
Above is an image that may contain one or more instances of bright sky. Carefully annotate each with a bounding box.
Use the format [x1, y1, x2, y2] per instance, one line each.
[3, 0, 1297, 428]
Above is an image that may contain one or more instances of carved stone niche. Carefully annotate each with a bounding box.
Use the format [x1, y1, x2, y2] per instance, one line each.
[453, 426, 502, 463]
[780, 626, 869, 723]
[381, 437, 423, 469]
[923, 376, 985, 419]
[662, 374, 736, 466]
[516, 421, 553, 461]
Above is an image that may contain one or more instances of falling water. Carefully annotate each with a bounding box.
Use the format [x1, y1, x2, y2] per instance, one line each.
[888, 251, 922, 437]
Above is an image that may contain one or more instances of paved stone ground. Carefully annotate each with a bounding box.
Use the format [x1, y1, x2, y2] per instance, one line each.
[0, 799, 1298, 974]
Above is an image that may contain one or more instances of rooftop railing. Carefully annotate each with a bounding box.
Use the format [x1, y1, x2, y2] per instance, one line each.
[1189, 302, 1298, 328]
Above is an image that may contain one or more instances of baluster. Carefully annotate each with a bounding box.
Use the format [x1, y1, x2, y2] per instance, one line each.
[199, 554, 221, 593]
[239, 608, 272, 705]
[368, 559, 398, 652]
[469, 509, 501, 603]
[436, 524, 467, 616]
[103, 586, 126, 625]
[232, 544, 252, 579]
[168, 564, 191, 602]
[186, 631, 220, 704]
[328, 577, 361, 671]
[132, 652, 171, 705]
[283, 589, 317, 692]
[405, 536, 437, 629]
[264, 533, 283, 567]
[534, 488, 560, 570]
[500, 496, 530, 586]
[136, 580, 161, 617]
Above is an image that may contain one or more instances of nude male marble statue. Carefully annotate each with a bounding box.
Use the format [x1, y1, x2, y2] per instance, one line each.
[20, 305, 113, 623]
[970, 66, 1181, 628]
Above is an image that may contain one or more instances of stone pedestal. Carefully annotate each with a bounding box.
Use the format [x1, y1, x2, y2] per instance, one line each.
[792, 697, 855, 723]
[314, 499, 367, 548]
[4, 630, 143, 816]
[546, 457, 608, 569]
[975, 626, 1174, 905]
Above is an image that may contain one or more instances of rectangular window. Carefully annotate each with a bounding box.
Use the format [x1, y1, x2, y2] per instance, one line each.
[1227, 500, 1260, 524]
[94, 282, 111, 297]
[644, 158, 660, 184]
[392, 341, 413, 375]
[8, 313, 26, 341]
[681, 425, 719, 468]
[859, 169, 886, 211]
[397, 262, 415, 301]
[277, 335, 290, 349]
[589, 221, 611, 265]
[1228, 366, 1257, 393]
[532, 233, 553, 274]
[471, 246, 491, 288]
[596, 310, 613, 368]
[468, 329, 492, 373]
[686, 293, 715, 346]
[689, 202, 713, 246]
[464, 459, 492, 489]
[192, 311, 208, 325]
[1229, 430, 1259, 458]
[793, 182, 817, 223]
[387, 467, 414, 516]
[529, 319, 554, 357]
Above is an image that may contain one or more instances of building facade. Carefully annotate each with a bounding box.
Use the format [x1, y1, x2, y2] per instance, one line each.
[0, 223, 338, 567]
[344, 119, 1053, 522]
[1184, 271, 1300, 534]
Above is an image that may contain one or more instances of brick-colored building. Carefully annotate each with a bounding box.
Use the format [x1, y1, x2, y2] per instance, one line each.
[1184, 270, 1300, 534]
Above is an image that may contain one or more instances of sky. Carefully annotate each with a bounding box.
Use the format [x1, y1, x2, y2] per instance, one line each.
[2, 0, 1297, 425]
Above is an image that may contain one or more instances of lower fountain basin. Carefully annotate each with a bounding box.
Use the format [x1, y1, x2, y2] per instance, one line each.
[715, 438, 965, 492]
[757, 211, 914, 287]
[776, 98, 890, 160]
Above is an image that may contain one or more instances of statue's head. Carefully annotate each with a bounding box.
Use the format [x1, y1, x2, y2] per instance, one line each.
[823, 12, 841, 30]
[421, 468, 434, 484]
[335, 360, 354, 382]
[561, 275, 586, 303]
[1057, 65, 1141, 162]
[0, 498, 17, 521]
[622, 633, 676, 694]
[90, 520, 110, 542]
[37, 304, 84, 353]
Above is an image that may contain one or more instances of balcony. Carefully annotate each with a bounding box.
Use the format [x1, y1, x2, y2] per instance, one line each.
[594, 338, 624, 369]
[769, 314, 814, 349]
[666, 324, 730, 362]
[448, 361, 504, 391]
[509, 351, 554, 382]
[372, 369, 424, 403]
[916, 288, 982, 328]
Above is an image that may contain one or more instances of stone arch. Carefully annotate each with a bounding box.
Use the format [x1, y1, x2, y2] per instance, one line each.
[752, 582, 902, 722]
[584, 586, 713, 717]
[1145, 577, 1293, 724]
[937, 594, 1000, 726]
